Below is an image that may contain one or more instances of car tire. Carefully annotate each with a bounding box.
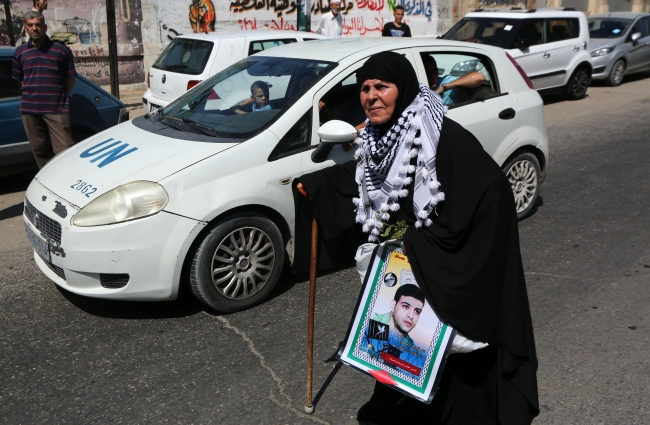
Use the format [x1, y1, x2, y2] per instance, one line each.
[564, 66, 590, 100]
[189, 215, 285, 313]
[502, 152, 541, 220]
[606, 59, 625, 87]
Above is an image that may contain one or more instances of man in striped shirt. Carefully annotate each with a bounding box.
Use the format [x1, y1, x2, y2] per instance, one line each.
[12, 10, 76, 169]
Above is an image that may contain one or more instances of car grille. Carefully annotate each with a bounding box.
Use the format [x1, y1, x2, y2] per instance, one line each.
[24, 199, 62, 245]
[100, 273, 130, 289]
[39, 254, 66, 280]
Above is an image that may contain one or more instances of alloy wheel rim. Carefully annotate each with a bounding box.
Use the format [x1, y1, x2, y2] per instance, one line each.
[613, 61, 625, 85]
[572, 70, 588, 97]
[211, 227, 275, 300]
[506, 160, 538, 214]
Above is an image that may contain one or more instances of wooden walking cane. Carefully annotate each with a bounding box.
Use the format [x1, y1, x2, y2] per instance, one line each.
[304, 210, 318, 414]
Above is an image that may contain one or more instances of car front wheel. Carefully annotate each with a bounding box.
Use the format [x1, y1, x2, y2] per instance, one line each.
[502, 152, 541, 220]
[606, 60, 625, 87]
[189, 216, 284, 313]
[564, 67, 590, 100]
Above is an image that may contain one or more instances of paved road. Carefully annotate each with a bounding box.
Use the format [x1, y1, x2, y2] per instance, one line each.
[2, 76, 649, 424]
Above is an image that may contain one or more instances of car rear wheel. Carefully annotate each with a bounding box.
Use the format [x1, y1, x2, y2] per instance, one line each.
[189, 216, 284, 313]
[564, 67, 590, 100]
[606, 60, 625, 87]
[502, 152, 541, 220]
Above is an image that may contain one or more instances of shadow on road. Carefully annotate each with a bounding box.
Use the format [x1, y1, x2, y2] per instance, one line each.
[56, 280, 204, 319]
[521, 195, 544, 221]
[0, 202, 24, 221]
[0, 169, 37, 195]
[313, 343, 345, 407]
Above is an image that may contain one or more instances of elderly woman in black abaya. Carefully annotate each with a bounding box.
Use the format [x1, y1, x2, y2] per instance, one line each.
[293, 52, 539, 424]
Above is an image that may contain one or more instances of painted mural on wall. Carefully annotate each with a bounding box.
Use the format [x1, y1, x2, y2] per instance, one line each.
[159, 0, 439, 41]
[1, 0, 145, 85]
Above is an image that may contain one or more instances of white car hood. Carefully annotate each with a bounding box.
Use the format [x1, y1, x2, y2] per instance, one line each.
[36, 120, 236, 208]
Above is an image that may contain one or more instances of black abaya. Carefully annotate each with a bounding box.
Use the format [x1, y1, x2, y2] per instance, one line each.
[292, 117, 539, 424]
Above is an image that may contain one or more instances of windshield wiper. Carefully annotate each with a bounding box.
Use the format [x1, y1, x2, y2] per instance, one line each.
[160, 115, 219, 137]
[159, 115, 183, 131]
[182, 119, 220, 137]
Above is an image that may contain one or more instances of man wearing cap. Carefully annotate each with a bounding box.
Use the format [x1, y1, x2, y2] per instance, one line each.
[314, 1, 343, 38]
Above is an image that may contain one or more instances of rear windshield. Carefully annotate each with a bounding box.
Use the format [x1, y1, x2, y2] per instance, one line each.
[442, 17, 523, 49]
[156, 56, 337, 140]
[152, 38, 214, 75]
[588, 18, 632, 38]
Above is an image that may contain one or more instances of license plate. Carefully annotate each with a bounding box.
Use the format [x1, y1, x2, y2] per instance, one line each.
[25, 223, 50, 263]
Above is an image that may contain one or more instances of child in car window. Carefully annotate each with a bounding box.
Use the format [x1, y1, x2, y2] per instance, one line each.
[234, 80, 272, 114]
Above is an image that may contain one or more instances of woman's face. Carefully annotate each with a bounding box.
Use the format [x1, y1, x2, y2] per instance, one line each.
[360, 79, 399, 125]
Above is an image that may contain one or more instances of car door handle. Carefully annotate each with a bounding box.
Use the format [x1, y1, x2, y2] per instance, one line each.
[543, 52, 551, 58]
[499, 108, 516, 120]
[573, 46, 580, 51]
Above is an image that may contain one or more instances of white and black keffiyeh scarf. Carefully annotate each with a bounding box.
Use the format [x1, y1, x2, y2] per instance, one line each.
[353, 84, 446, 242]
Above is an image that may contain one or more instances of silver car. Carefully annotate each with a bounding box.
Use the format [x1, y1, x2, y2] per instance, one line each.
[589, 12, 650, 86]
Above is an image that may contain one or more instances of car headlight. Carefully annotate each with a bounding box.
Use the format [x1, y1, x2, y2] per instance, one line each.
[590, 47, 612, 57]
[73, 181, 169, 227]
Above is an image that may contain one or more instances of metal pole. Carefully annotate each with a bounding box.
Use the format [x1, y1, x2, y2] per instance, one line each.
[3, 0, 16, 46]
[297, 0, 311, 32]
[304, 211, 318, 414]
[105, 0, 120, 98]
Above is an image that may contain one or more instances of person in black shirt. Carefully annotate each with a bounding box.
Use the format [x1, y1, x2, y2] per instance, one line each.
[382, 6, 411, 37]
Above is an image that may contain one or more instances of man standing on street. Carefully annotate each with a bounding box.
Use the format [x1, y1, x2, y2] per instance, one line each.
[314, 1, 343, 38]
[382, 6, 411, 37]
[12, 11, 76, 169]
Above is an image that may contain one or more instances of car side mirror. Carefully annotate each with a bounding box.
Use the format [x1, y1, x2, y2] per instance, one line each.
[516, 38, 531, 49]
[630, 31, 641, 45]
[311, 120, 358, 163]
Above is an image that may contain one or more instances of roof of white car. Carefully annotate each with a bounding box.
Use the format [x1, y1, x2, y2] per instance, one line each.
[466, 9, 587, 19]
[588, 11, 650, 19]
[257, 37, 504, 62]
[176, 30, 327, 41]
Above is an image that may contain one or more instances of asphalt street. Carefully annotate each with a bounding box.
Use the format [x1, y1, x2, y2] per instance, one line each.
[1, 75, 650, 424]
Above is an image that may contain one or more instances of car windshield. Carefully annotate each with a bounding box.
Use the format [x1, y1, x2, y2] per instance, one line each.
[158, 56, 337, 139]
[442, 17, 523, 49]
[152, 38, 214, 75]
[588, 18, 632, 38]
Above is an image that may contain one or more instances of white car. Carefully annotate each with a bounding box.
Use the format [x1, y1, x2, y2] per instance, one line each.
[442, 8, 593, 100]
[24, 38, 548, 312]
[143, 30, 326, 113]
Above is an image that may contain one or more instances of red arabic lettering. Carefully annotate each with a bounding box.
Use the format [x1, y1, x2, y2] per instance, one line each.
[263, 17, 297, 31]
[342, 16, 384, 36]
[356, 0, 384, 11]
[238, 17, 258, 30]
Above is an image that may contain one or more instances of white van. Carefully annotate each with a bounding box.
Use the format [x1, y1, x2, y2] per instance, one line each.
[442, 8, 593, 100]
[143, 31, 326, 113]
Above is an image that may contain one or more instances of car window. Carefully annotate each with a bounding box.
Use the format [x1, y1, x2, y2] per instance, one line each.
[318, 70, 366, 129]
[248, 39, 297, 56]
[420, 52, 499, 108]
[630, 17, 650, 38]
[516, 19, 546, 47]
[160, 56, 336, 140]
[268, 109, 312, 161]
[153, 38, 214, 75]
[442, 17, 523, 49]
[588, 17, 632, 38]
[547, 18, 579, 42]
[0, 59, 21, 99]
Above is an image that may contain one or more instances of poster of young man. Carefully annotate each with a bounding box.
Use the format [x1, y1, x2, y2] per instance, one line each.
[338, 241, 455, 403]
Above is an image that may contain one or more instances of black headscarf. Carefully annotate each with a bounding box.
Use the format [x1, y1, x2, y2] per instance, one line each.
[357, 52, 420, 131]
